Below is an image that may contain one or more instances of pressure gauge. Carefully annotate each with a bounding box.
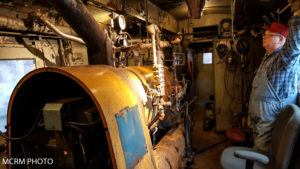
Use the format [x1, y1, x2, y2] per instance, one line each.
[118, 15, 126, 30]
[216, 44, 228, 59]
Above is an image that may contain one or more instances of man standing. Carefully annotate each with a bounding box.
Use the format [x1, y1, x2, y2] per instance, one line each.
[249, 7, 300, 153]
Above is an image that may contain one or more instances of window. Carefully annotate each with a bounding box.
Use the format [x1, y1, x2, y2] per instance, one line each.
[203, 52, 213, 64]
[0, 59, 35, 131]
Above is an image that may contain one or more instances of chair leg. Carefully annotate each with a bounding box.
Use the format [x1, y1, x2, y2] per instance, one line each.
[246, 160, 253, 169]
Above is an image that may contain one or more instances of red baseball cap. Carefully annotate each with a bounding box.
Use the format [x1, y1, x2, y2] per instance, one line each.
[263, 22, 289, 37]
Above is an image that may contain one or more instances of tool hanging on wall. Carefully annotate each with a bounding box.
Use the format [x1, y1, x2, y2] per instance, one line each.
[225, 40, 240, 72]
[237, 38, 249, 68]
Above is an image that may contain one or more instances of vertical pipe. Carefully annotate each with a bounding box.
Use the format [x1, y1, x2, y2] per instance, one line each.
[145, 0, 150, 64]
[145, 0, 149, 40]
[184, 103, 192, 159]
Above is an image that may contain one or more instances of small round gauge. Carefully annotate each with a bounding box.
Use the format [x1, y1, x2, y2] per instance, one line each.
[216, 44, 228, 58]
[237, 39, 249, 54]
[118, 15, 126, 30]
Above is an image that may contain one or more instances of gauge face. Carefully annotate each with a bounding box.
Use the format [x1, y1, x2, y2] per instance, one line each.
[118, 15, 126, 30]
[223, 22, 230, 29]
[216, 44, 228, 58]
[217, 44, 227, 53]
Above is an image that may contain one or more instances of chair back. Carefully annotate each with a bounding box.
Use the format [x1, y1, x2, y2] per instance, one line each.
[272, 104, 300, 169]
[297, 93, 300, 106]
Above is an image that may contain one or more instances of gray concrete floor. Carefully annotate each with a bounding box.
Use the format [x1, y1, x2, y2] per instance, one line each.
[187, 102, 233, 169]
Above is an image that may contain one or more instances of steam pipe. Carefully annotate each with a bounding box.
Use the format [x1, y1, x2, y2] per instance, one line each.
[113, 41, 170, 52]
[49, 0, 113, 65]
[32, 11, 85, 45]
[184, 102, 192, 159]
[127, 38, 151, 44]
[154, 124, 185, 169]
[146, 24, 166, 96]
[0, 16, 71, 35]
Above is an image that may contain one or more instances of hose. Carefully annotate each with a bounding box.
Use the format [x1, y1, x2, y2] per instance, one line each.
[0, 110, 42, 141]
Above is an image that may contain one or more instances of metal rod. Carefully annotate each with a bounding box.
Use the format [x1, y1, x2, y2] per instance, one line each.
[0, 30, 58, 39]
[188, 96, 197, 106]
[194, 138, 228, 155]
[113, 41, 169, 52]
[184, 101, 193, 158]
[127, 38, 151, 44]
[277, 3, 291, 15]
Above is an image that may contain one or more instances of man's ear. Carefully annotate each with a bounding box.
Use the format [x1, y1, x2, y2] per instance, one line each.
[280, 35, 286, 44]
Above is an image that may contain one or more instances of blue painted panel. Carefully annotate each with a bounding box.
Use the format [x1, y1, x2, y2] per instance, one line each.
[116, 105, 147, 169]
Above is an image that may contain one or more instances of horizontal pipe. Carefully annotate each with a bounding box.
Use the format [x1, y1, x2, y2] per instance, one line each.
[0, 30, 59, 39]
[127, 39, 151, 44]
[0, 16, 27, 31]
[114, 41, 170, 52]
[153, 123, 185, 169]
[0, 16, 73, 35]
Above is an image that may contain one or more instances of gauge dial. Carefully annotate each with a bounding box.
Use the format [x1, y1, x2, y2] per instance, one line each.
[216, 44, 228, 58]
[118, 15, 126, 30]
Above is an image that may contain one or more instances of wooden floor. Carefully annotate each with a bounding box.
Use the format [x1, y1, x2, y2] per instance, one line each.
[187, 102, 233, 169]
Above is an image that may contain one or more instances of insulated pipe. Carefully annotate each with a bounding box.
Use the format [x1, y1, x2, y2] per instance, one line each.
[113, 41, 170, 52]
[49, 0, 113, 65]
[153, 124, 185, 169]
[146, 24, 171, 128]
[127, 39, 151, 44]
[146, 24, 166, 97]
[0, 16, 72, 35]
[147, 24, 158, 66]
[32, 11, 85, 45]
[0, 16, 27, 31]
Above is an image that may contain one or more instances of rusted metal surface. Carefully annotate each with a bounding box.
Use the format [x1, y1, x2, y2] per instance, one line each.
[49, 0, 113, 65]
[153, 123, 186, 169]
